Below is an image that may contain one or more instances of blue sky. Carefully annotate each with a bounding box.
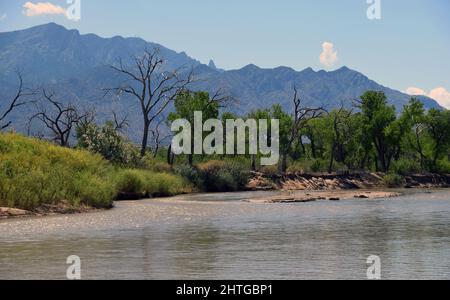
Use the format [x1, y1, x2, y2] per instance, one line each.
[0, 0, 449, 107]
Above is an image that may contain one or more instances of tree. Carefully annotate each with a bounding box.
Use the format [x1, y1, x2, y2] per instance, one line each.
[247, 108, 271, 170]
[327, 106, 354, 173]
[29, 89, 87, 147]
[400, 98, 428, 170]
[77, 121, 140, 166]
[169, 90, 229, 165]
[0, 73, 35, 130]
[358, 91, 397, 172]
[278, 87, 324, 172]
[109, 48, 193, 157]
[151, 118, 172, 158]
[426, 108, 450, 171]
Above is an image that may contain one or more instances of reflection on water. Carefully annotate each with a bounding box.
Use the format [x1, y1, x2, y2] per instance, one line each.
[0, 190, 449, 279]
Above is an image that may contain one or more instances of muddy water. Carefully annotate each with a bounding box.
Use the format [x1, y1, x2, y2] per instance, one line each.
[0, 190, 449, 280]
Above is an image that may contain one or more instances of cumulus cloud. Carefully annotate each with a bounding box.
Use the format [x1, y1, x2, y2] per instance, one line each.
[23, 2, 66, 17]
[405, 87, 427, 96]
[406, 86, 450, 109]
[319, 42, 338, 67]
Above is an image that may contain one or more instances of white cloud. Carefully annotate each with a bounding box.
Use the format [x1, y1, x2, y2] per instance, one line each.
[319, 42, 338, 67]
[0, 14, 7, 21]
[405, 86, 450, 109]
[23, 2, 66, 17]
[405, 87, 427, 96]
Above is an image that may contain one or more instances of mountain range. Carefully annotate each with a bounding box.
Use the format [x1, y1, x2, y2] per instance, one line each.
[0, 23, 442, 139]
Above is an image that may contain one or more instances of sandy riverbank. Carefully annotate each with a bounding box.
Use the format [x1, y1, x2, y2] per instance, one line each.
[247, 190, 402, 203]
[0, 202, 101, 220]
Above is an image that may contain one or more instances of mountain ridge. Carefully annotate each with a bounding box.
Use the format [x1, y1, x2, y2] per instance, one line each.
[0, 23, 443, 139]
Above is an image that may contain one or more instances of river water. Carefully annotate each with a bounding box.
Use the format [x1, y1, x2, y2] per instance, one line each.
[0, 189, 449, 280]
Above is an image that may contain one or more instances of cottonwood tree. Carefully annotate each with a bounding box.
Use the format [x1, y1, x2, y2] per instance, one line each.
[0, 73, 36, 130]
[327, 104, 354, 173]
[29, 89, 88, 147]
[108, 48, 194, 157]
[426, 108, 450, 171]
[358, 91, 403, 172]
[401, 98, 428, 171]
[278, 87, 325, 172]
[169, 89, 231, 165]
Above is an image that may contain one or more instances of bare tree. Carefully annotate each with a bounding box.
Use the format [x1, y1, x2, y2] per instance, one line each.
[150, 119, 172, 158]
[108, 48, 194, 157]
[112, 110, 129, 132]
[0, 73, 36, 130]
[29, 89, 87, 147]
[281, 86, 325, 172]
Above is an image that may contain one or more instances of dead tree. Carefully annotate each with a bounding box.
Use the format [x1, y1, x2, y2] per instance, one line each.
[0, 73, 36, 130]
[112, 110, 129, 132]
[328, 103, 353, 174]
[108, 48, 193, 157]
[29, 89, 87, 147]
[281, 87, 325, 172]
[150, 119, 172, 158]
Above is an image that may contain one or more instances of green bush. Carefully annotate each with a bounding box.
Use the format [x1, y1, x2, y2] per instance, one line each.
[174, 164, 203, 189]
[113, 168, 191, 198]
[0, 133, 115, 209]
[113, 169, 146, 194]
[436, 159, 450, 174]
[287, 159, 337, 173]
[197, 160, 250, 192]
[383, 174, 405, 188]
[77, 122, 141, 167]
[391, 158, 421, 175]
[142, 155, 173, 173]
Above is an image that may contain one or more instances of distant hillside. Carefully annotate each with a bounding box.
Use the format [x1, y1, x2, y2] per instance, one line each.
[0, 23, 442, 140]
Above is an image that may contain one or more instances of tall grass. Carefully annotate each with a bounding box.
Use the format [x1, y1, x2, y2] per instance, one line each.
[113, 168, 191, 198]
[0, 133, 115, 209]
[0, 133, 191, 210]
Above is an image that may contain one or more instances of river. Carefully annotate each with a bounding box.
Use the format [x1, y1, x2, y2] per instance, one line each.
[0, 189, 449, 280]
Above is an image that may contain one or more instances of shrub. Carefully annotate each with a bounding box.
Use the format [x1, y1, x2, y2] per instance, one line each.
[259, 165, 279, 177]
[113, 169, 146, 195]
[143, 172, 189, 196]
[174, 164, 203, 189]
[391, 158, 421, 175]
[287, 159, 334, 174]
[142, 155, 172, 173]
[436, 159, 450, 174]
[113, 168, 190, 198]
[383, 174, 405, 188]
[77, 122, 141, 167]
[197, 160, 250, 192]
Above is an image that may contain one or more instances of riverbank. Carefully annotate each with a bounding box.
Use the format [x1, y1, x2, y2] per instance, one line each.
[0, 202, 102, 219]
[247, 190, 402, 203]
[248, 172, 450, 191]
[1, 172, 449, 220]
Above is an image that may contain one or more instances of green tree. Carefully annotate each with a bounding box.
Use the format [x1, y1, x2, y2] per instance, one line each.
[426, 108, 450, 171]
[247, 108, 272, 170]
[400, 98, 428, 170]
[169, 91, 222, 165]
[359, 91, 397, 172]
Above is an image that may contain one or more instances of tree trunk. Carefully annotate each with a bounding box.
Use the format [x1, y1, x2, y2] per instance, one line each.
[280, 153, 288, 173]
[310, 138, 317, 159]
[141, 120, 150, 157]
[251, 155, 257, 171]
[328, 142, 336, 174]
[167, 144, 174, 165]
